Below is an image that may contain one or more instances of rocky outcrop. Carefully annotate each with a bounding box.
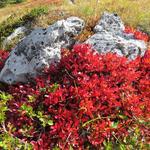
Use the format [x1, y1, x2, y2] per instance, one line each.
[86, 12, 147, 60]
[0, 17, 85, 84]
[0, 12, 148, 85]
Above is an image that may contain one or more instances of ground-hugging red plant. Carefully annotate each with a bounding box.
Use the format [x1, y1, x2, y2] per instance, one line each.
[124, 26, 150, 42]
[0, 50, 9, 70]
[0, 45, 150, 149]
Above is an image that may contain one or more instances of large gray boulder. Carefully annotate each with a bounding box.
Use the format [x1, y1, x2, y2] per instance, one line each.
[86, 12, 147, 60]
[0, 17, 85, 84]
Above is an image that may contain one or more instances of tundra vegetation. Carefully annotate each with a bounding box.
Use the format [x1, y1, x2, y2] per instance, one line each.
[0, 0, 150, 149]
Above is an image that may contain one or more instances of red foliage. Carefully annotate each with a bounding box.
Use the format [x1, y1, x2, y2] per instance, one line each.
[0, 45, 150, 149]
[124, 26, 150, 42]
[0, 50, 9, 70]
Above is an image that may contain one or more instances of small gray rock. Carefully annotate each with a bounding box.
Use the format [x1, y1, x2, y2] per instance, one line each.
[94, 12, 125, 35]
[86, 12, 147, 60]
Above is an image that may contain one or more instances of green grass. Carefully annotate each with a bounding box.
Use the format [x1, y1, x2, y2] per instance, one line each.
[61, 0, 150, 32]
[0, 0, 26, 8]
[0, 0, 150, 49]
[0, 6, 49, 49]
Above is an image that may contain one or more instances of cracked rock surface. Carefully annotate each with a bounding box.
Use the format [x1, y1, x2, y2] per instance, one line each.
[0, 17, 85, 84]
[86, 12, 147, 60]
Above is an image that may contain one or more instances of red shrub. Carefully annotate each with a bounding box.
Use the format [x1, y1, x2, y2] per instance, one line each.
[124, 26, 150, 42]
[0, 50, 9, 70]
[0, 45, 150, 149]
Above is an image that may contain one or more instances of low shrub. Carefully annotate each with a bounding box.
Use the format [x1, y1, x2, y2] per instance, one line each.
[0, 0, 26, 8]
[124, 26, 150, 42]
[22, 6, 49, 23]
[0, 44, 149, 149]
[14, 0, 26, 4]
[0, 2, 7, 8]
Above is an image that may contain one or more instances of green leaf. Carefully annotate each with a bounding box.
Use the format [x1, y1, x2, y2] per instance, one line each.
[69, 145, 74, 150]
[48, 83, 59, 93]
[0, 92, 12, 123]
[47, 120, 53, 126]
[103, 141, 112, 150]
[0, 92, 12, 101]
[40, 88, 47, 92]
[111, 121, 119, 129]
[36, 111, 53, 127]
[118, 114, 128, 120]
[52, 147, 60, 150]
[27, 95, 36, 102]
[21, 104, 35, 117]
[119, 144, 126, 150]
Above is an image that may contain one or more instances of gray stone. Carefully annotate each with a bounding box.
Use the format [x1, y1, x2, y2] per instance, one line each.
[68, 0, 75, 4]
[86, 12, 147, 60]
[94, 12, 125, 35]
[0, 17, 85, 84]
[2, 26, 28, 49]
